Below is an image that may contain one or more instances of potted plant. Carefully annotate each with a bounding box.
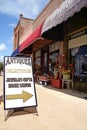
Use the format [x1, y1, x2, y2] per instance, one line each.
[62, 69, 71, 80]
[61, 63, 74, 80]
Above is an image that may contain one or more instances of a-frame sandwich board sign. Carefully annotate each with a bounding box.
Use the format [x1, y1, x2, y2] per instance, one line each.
[4, 56, 37, 111]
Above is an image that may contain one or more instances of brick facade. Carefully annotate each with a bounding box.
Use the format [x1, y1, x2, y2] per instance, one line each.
[14, 14, 33, 50]
[14, 0, 63, 47]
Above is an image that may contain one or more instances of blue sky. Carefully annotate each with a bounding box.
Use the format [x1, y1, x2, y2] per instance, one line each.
[0, 0, 49, 62]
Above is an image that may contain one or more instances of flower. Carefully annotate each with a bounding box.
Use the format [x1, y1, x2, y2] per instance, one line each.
[62, 63, 74, 75]
[54, 64, 59, 71]
[68, 63, 75, 75]
[62, 69, 71, 75]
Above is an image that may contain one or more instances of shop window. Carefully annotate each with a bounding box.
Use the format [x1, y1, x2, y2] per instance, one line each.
[49, 42, 60, 53]
[49, 50, 59, 75]
[75, 55, 87, 75]
[68, 48, 77, 76]
[74, 45, 87, 75]
[35, 50, 41, 57]
[44, 52, 47, 66]
[34, 50, 41, 71]
[49, 42, 60, 74]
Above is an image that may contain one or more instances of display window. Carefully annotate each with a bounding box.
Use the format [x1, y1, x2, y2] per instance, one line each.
[34, 50, 41, 71]
[49, 50, 59, 74]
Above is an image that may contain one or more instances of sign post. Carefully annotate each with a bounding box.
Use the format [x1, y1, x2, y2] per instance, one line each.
[4, 56, 37, 119]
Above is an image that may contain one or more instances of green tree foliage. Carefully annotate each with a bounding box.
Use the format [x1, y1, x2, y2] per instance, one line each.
[0, 62, 3, 71]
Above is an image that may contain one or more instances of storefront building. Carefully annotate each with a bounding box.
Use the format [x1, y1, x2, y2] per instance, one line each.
[41, 0, 87, 92]
[12, 0, 87, 92]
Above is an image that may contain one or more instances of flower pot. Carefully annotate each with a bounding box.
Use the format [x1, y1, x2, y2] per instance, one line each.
[51, 79, 62, 89]
[63, 74, 71, 80]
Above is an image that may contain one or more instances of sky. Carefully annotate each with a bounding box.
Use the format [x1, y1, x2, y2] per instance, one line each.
[0, 0, 50, 62]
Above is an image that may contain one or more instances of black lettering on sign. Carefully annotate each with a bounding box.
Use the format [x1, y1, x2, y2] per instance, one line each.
[20, 83, 31, 87]
[6, 78, 32, 82]
[5, 57, 31, 66]
[8, 84, 19, 88]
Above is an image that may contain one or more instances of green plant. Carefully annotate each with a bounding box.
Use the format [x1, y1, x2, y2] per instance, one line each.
[0, 62, 3, 71]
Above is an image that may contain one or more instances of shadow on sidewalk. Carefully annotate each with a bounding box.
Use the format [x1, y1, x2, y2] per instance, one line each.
[40, 84, 87, 100]
[4, 107, 38, 121]
[0, 95, 3, 104]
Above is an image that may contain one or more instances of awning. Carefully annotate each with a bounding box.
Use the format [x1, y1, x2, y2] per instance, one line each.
[11, 47, 19, 56]
[42, 0, 87, 34]
[11, 47, 24, 56]
[19, 22, 44, 52]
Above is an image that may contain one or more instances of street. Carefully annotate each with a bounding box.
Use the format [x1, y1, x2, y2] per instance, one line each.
[0, 76, 87, 130]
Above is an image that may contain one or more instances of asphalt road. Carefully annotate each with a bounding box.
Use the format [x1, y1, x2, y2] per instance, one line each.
[0, 76, 87, 130]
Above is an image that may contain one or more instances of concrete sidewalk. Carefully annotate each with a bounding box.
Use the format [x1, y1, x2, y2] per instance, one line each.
[0, 76, 87, 130]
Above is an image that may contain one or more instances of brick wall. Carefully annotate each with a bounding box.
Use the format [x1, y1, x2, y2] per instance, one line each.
[19, 0, 63, 45]
[14, 15, 33, 50]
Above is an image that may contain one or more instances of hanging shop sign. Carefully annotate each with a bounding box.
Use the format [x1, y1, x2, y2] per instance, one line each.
[4, 56, 37, 110]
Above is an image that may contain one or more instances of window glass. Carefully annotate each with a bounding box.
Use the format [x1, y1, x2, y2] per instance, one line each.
[35, 50, 41, 71]
[49, 51, 59, 74]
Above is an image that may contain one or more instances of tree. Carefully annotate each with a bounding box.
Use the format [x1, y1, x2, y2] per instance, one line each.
[0, 62, 3, 72]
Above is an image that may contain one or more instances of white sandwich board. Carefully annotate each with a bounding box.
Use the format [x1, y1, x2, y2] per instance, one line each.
[4, 56, 37, 110]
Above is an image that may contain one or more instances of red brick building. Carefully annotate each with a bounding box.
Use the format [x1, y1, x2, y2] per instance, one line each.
[13, 0, 87, 92]
[14, 14, 34, 50]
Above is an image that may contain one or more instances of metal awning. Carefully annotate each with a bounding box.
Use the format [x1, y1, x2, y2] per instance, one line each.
[42, 0, 87, 34]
